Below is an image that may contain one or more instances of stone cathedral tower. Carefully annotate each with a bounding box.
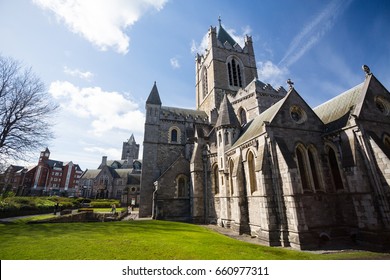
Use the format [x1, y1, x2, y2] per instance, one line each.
[121, 134, 140, 162]
[195, 19, 258, 122]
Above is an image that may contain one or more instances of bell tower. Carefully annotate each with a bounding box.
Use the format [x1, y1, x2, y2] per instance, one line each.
[195, 19, 258, 120]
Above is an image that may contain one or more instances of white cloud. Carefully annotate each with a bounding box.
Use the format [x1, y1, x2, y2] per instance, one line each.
[170, 57, 180, 69]
[64, 66, 94, 81]
[279, 0, 353, 67]
[191, 33, 208, 55]
[49, 81, 145, 136]
[257, 60, 289, 87]
[33, 0, 168, 54]
[84, 146, 121, 159]
[226, 25, 252, 48]
[191, 24, 252, 55]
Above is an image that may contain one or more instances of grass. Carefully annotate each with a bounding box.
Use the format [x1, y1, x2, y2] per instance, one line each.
[0, 220, 389, 260]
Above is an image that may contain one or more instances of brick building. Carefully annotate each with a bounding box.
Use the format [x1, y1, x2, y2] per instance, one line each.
[139, 20, 390, 250]
[0, 148, 83, 196]
[30, 148, 83, 196]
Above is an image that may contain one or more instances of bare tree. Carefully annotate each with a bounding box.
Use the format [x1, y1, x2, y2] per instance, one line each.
[0, 55, 58, 164]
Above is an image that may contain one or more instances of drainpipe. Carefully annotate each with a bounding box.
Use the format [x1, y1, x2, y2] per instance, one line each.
[202, 146, 208, 224]
[152, 181, 159, 219]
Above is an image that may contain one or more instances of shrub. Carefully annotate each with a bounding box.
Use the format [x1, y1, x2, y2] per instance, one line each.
[90, 199, 120, 208]
[1, 191, 15, 198]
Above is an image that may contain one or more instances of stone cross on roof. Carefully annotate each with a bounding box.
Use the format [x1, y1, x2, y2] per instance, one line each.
[287, 78, 294, 89]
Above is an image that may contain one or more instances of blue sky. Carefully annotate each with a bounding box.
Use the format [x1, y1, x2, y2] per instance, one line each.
[1, 0, 389, 170]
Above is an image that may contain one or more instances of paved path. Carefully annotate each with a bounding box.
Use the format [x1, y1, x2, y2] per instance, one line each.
[0, 213, 57, 223]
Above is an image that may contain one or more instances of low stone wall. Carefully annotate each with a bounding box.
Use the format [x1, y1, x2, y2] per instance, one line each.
[28, 211, 125, 223]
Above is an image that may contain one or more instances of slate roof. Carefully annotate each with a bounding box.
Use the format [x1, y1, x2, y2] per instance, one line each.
[45, 159, 63, 168]
[215, 94, 241, 128]
[81, 169, 102, 179]
[81, 167, 137, 181]
[146, 82, 162, 105]
[217, 24, 238, 47]
[313, 82, 364, 125]
[105, 160, 126, 167]
[161, 106, 208, 120]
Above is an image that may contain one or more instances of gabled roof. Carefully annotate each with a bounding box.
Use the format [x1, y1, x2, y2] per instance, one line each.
[230, 94, 286, 148]
[146, 82, 162, 105]
[231, 87, 323, 149]
[215, 94, 241, 128]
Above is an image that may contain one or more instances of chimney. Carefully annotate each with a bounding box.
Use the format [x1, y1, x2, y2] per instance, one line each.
[102, 156, 107, 166]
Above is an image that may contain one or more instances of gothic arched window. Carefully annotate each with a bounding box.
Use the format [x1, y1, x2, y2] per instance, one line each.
[177, 175, 188, 197]
[168, 127, 181, 144]
[239, 108, 247, 126]
[213, 165, 219, 194]
[384, 134, 390, 149]
[296, 146, 310, 191]
[171, 129, 177, 142]
[328, 147, 344, 190]
[227, 57, 243, 87]
[308, 147, 321, 190]
[229, 160, 234, 196]
[248, 151, 257, 194]
[202, 67, 208, 99]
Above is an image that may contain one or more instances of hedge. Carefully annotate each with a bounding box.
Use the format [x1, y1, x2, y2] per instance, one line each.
[0, 197, 120, 218]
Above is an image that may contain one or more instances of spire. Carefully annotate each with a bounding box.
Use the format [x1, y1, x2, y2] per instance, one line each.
[215, 94, 240, 128]
[128, 134, 136, 144]
[217, 18, 238, 47]
[146, 81, 162, 105]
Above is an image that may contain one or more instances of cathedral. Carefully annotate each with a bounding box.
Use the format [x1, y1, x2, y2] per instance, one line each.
[139, 21, 390, 250]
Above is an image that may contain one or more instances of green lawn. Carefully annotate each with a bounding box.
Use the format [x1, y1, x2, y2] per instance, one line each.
[0, 220, 389, 260]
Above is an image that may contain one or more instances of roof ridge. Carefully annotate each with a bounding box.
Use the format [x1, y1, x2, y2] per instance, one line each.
[313, 82, 364, 111]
